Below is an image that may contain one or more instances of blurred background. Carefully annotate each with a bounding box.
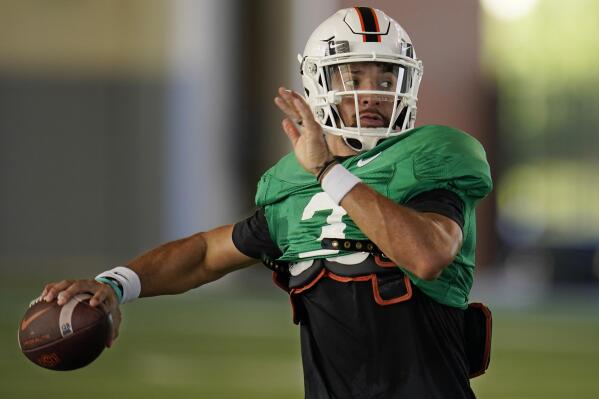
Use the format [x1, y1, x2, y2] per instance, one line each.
[1, 0, 598, 397]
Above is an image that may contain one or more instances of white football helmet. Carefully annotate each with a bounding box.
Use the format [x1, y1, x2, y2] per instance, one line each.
[299, 7, 423, 151]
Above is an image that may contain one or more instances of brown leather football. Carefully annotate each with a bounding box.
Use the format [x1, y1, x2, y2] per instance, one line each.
[18, 293, 111, 371]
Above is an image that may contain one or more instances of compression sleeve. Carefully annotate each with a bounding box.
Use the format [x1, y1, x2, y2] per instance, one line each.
[232, 208, 282, 260]
[404, 188, 465, 230]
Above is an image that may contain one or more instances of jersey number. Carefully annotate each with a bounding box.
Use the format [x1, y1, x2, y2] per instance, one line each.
[298, 192, 347, 258]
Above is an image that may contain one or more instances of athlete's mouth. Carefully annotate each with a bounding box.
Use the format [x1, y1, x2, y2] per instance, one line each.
[359, 111, 385, 128]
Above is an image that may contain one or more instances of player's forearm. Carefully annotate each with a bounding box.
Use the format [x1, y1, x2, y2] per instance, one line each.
[126, 225, 252, 297]
[340, 183, 462, 280]
[125, 232, 213, 297]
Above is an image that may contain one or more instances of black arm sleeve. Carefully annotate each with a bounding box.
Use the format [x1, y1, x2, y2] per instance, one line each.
[404, 189, 465, 230]
[232, 208, 282, 260]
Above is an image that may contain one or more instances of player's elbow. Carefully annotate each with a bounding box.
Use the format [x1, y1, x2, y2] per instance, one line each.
[384, 244, 454, 281]
[413, 261, 445, 281]
[412, 219, 462, 281]
[411, 252, 455, 281]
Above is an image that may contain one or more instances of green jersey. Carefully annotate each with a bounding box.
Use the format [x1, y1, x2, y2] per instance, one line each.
[255, 125, 492, 309]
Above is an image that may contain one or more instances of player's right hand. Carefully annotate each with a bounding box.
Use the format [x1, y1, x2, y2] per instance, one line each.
[40, 279, 122, 347]
[274, 87, 334, 176]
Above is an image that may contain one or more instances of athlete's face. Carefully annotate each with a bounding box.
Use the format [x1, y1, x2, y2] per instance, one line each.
[328, 62, 398, 128]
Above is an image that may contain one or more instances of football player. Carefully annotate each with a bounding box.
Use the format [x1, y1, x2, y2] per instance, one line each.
[40, 7, 492, 398]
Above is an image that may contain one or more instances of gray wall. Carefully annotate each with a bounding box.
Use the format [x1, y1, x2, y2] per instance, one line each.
[0, 77, 166, 265]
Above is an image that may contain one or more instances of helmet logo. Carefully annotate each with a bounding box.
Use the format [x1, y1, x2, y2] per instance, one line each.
[326, 40, 350, 56]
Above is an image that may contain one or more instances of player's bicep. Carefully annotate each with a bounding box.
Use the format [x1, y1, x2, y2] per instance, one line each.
[201, 225, 258, 278]
[230, 208, 283, 260]
[404, 188, 465, 265]
[404, 188, 465, 232]
[420, 212, 463, 249]
[198, 209, 281, 282]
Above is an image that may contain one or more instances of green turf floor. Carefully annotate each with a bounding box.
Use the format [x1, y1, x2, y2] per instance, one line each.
[2, 280, 599, 398]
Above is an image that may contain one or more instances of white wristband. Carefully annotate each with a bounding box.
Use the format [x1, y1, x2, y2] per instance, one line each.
[321, 164, 361, 205]
[96, 266, 141, 304]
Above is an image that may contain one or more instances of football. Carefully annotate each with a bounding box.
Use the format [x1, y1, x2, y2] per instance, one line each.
[18, 293, 111, 371]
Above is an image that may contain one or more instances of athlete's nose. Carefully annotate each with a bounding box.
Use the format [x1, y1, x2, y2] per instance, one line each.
[359, 93, 380, 107]
[358, 80, 379, 106]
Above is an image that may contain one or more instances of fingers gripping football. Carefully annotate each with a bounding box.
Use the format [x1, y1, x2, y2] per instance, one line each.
[40, 279, 121, 346]
[274, 87, 333, 175]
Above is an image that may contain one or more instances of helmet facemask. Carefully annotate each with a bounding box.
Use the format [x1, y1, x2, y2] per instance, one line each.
[323, 61, 416, 151]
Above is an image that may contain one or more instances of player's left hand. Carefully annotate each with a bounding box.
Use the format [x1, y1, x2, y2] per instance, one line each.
[274, 87, 334, 176]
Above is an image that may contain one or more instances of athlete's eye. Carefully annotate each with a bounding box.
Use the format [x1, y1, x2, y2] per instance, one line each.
[378, 73, 397, 90]
[343, 79, 358, 88]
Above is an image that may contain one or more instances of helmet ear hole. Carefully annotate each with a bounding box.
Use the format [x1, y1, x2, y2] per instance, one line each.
[345, 138, 364, 151]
